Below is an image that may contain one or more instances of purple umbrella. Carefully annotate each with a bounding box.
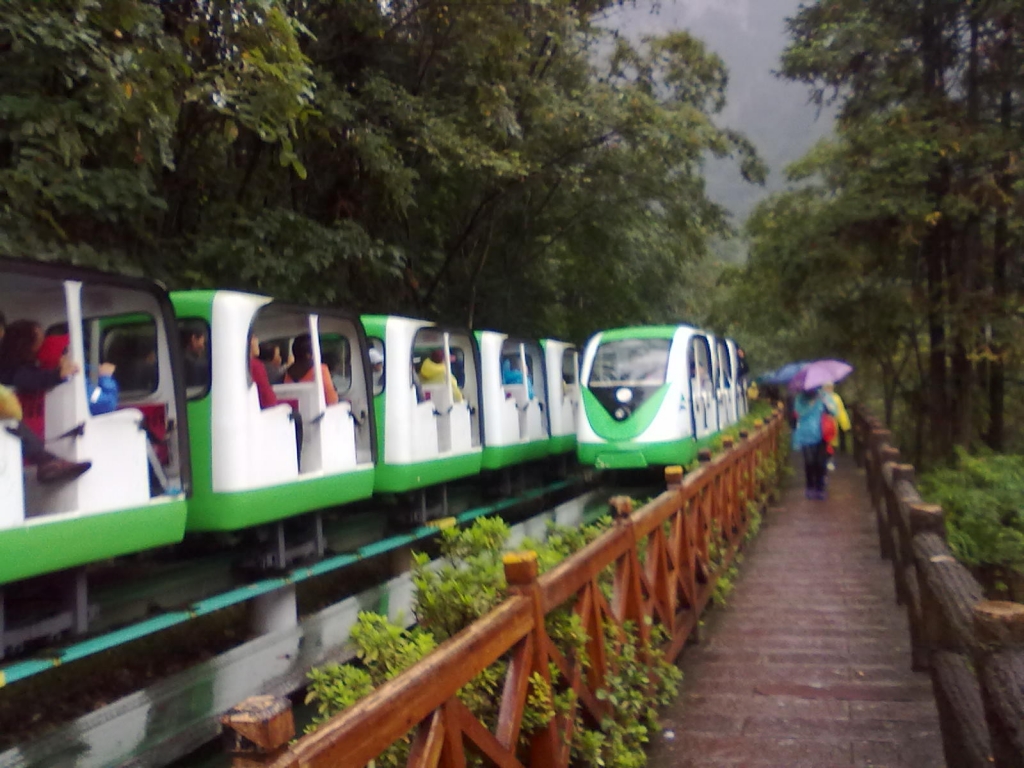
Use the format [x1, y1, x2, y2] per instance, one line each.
[789, 359, 853, 391]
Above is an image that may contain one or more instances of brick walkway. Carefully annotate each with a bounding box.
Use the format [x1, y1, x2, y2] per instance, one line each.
[647, 454, 945, 768]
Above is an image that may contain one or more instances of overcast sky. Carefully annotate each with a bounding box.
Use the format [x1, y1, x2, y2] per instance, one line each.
[609, 0, 835, 224]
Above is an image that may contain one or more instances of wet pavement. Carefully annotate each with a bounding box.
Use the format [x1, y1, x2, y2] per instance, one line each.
[647, 454, 945, 768]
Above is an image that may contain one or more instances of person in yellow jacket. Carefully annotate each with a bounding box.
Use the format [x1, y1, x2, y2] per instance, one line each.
[419, 349, 463, 403]
[822, 382, 851, 467]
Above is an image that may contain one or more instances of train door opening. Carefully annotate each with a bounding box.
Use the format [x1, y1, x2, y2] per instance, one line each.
[689, 335, 714, 439]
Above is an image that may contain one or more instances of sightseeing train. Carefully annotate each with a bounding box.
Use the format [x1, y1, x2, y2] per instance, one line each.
[0, 259, 742, 650]
[576, 325, 748, 469]
[0, 258, 584, 594]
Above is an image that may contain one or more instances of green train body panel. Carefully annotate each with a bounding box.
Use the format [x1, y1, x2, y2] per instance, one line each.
[548, 433, 576, 456]
[373, 452, 483, 494]
[481, 439, 552, 470]
[0, 499, 188, 584]
[186, 468, 376, 531]
[581, 386, 669, 442]
[598, 325, 679, 341]
[578, 435, 717, 470]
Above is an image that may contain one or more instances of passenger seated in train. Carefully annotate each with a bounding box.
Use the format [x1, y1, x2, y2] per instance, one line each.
[284, 334, 338, 405]
[0, 372, 91, 485]
[37, 330, 120, 415]
[369, 347, 384, 391]
[420, 349, 463, 402]
[258, 341, 287, 385]
[180, 326, 209, 389]
[251, 334, 303, 461]
[501, 357, 533, 399]
[249, 335, 280, 410]
[0, 320, 81, 437]
[108, 335, 157, 393]
[322, 349, 348, 397]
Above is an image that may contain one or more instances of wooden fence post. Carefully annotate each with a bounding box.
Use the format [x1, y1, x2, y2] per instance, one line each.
[904, 502, 942, 672]
[972, 600, 1024, 767]
[220, 695, 294, 768]
[504, 550, 561, 768]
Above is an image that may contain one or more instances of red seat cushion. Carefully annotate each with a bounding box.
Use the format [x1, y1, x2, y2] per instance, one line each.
[125, 402, 168, 464]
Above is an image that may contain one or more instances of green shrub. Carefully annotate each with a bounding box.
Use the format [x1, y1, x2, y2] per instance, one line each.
[919, 448, 1024, 584]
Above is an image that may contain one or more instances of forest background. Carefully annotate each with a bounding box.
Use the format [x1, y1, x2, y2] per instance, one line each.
[5, 0, 1024, 466]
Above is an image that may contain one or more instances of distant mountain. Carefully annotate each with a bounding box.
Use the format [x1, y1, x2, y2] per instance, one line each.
[613, 0, 835, 224]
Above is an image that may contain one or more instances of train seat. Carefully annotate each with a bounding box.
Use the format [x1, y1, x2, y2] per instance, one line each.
[410, 386, 439, 462]
[0, 420, 25, 530]
[422, 383, 453, 453]
[450, 401, 473, 453]
[273, 382, 357, 475]
[41, 380, 150, 516]
[245, 385, 298, 488]
[126, 402, 169, 465]
[525, 398, 545, 441]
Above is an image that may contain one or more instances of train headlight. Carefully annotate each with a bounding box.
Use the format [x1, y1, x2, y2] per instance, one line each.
[614, 407, 628, 420]
[615, 387, 633, 404]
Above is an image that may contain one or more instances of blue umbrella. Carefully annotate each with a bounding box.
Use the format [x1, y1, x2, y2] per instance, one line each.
[763, 361, 809, 385]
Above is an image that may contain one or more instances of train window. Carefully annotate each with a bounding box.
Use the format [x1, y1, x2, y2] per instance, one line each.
[689, 337, 713, 391]
[368, 337, 385, 396]
[101, 316, 159, 398]
[717, 340, 731, 387]
[590, 338, 670, 387]
[321, 334, 352, 396]
[562, 348, 578, 386]
[177, 318, 211, 400]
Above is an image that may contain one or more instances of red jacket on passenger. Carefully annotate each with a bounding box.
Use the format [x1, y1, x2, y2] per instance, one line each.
[249, 356, 278, 409]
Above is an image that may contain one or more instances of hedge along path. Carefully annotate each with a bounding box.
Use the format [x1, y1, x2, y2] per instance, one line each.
[221, 411, 786, 768]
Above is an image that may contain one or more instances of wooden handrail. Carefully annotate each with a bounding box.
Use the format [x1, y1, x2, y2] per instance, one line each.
[222, 412, 786, 768]
[851, 406, 1024, 768]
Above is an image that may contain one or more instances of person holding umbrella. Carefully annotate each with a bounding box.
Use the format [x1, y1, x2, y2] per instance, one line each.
[789, 360, 852, 500]
[792, 388, 835, 500]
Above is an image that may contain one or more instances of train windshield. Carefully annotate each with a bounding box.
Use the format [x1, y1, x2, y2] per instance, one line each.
[589, 338, 671, 387]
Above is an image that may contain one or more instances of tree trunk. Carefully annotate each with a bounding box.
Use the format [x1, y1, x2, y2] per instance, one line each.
[988, 26, 1014, 450]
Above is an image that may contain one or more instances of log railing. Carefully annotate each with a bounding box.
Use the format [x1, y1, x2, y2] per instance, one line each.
[852, 407, 1024, 768]
[222, 412, 786, 768]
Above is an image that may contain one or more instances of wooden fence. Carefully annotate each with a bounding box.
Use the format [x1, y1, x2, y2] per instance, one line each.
[221, 412, 785, 768]
[852, 407, 1024, 768]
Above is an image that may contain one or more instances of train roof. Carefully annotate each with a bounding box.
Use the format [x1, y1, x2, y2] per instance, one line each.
[594, 324, 698, 341]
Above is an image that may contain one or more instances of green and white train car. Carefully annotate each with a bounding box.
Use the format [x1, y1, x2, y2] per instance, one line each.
[576, 325, 744, 470]
[170, 290, 376, 532]
[476, 331, 552, 470]
[0, 259, 191, 587]
[361, 315, 483, 493]
[542, 339, 580, 457]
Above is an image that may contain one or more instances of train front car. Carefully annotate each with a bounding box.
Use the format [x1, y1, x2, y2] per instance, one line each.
[362, 316, 483, 499]
[171, 291, 376, 537]
[477, 331, 554, 469]
[541, 339, 581, 457]
[0, 258, 190, 652]
[577, 325, 723, 469]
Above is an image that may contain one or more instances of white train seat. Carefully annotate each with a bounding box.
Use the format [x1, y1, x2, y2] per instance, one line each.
[0, 420, 25, 530]
[450, 402, 473, 453]
[275, 382, 359, 475]
[246, 385, 299, 488]
[410, 386, 439, 462]
[41, 380, 150, 516]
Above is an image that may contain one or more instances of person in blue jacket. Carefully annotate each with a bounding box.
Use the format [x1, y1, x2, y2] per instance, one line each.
[88, 362, 120, 415]
[501, 357, 533, 399]
[792, 387, 836, 500]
